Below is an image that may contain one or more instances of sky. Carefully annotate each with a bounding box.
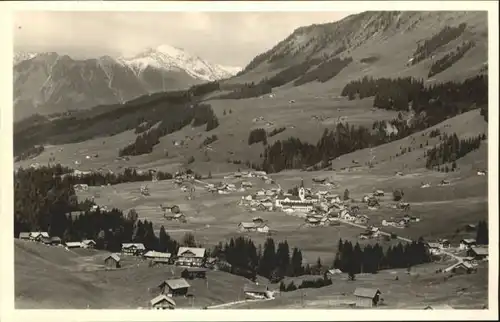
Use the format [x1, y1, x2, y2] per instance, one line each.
[13, 11, 358, 67]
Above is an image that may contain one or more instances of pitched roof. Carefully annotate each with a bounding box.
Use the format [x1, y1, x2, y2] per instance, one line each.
[144, 251, 171, 258]
[122, 243, 146, 250]
[353, 288, 381, 298]
[82, 239, 96, 245]
[150, 294, 176, 307]
[105, 253, 121, 262]
[239, 222, 257, 229]
[164, 278, 191, 290]
[243, 283, 268, 293]
[470, 247, 488, 256]
[65, 242, 82, 247]
[426, 242, 441, 248]
[461, 239, 477, 244]
[177, 247, 206, 258]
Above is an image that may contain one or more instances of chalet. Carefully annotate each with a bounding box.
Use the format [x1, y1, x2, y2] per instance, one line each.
[306, 217, 321, 226]
[354, 288, 382, 308]
[241, 181, 253, 188]
[373, 190, 385, 197]
[82, 240, 96, 249]
[238, 222, 270, 233]
[243, 195, 253, 201]
[18, 232, 31, 240]
[150, 294, 176, 310]
[65, 241, 82, 248]
[459, 239, 477, 250]
[410, 216, 420, 223]
[175, 247, 206, 267]
[159, 278, 191, 296]
[425, 242, 442, 255]
[326, 194, 341, 204]
[104, 253, 121, 269]
[354, 215, 368, 225]
[30, 232, 50, 242]
[182, 267, 208, 279]
[73, 184, 89, 191]
[121, 243, 146, 256]
[49, 236, 62, 246]
[144, 250, 171, 263]
[467, 247, 488, 261]
[243, 283, 269, 299]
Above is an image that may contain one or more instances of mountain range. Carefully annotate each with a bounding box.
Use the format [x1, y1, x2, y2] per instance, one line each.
[13, 45, 241, 121]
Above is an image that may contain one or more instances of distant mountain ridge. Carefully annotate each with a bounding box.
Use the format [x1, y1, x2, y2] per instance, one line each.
[13, 46, 241, 121]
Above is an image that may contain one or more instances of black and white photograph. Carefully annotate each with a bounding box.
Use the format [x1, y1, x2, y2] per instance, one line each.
[0, 0, 498, 320]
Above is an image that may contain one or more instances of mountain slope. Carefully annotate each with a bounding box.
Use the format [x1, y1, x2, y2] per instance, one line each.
[13, 46, 240, 121]
[230, 11, 487, 88]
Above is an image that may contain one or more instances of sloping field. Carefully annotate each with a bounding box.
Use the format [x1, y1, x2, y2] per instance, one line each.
[15, 240, 256, 309]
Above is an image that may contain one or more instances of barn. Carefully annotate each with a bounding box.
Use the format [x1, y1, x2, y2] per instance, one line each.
[104, 254, 121, 269]
[149, 294, 176, 310]
[243, 283, 269, 299]
[353, 288, 382, 308]
[158, 278, 191, 296]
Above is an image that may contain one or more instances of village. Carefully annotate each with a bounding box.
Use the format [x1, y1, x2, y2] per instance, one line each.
[16, 166, 489, 310]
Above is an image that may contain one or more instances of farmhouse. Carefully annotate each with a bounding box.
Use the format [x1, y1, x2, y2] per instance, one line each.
[426, 242, 442, 255]
[175, 247, 206, 267]
[159, 278, 191, 296]
[182, 267, 208, 279]
[354, 288, 382, 308]
[444, 261, 475, 274]
[238, 222, 270, 233]
[438, 239, 451, 249]
[459, 239, 477, 250]
[373, 190, 385, 197]
[149, 294, 176, 310]
[73, 184, 89, 191]
[144, 250, 172, 263]
[104, 253, 121, 269]
[82, 239, 96, 249]
[467, 247, 488, 261]
[121, 243, 146, 256]
[244, 283, 269, 299]
[30, 232, 50, 242]
[65, 241, 82, 248]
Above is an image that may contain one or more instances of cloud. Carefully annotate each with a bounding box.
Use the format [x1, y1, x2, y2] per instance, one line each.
[14, 11, 357, 66]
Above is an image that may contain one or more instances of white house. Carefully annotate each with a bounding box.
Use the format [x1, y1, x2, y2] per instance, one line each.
[426, 242, 442, 255]
[459, 239, 477, 250]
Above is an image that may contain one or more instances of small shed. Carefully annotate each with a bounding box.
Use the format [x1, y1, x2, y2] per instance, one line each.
[326, 268, 342, 277]
[104, 253, 121, 269]
[150, 294, 176, 310]
[159, 278, 191, 296]
[243, 283, 269, 299]
[354, 288, 382, 308]
[18, 232, 31, 240]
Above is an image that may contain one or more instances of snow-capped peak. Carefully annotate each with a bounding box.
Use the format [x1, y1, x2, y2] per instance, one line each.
[14, 51, 38, 65]
[118, 44, 240, 81]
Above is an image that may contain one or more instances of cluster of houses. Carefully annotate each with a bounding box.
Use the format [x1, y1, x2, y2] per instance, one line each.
[18, 231, 96, 249]
[238, 217, 271, 233]
[381, 213, 421, 229]
[425, 238, 489, 262]
[224, 170, 274, 184]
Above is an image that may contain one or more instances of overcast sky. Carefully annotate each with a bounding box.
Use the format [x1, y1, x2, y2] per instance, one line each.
[14, 11, 358, 67]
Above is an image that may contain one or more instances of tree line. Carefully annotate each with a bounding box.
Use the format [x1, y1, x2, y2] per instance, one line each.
[428, 41, 475, 77]
[119, 104, 219, 156]
[411, 23, 467, 65]
[279, 275, 332, 292]
[211, 237, 309, 282]
[293, 57, 353, 86]
[425, 132, 485, 170]
[248, 128, 268, 145]
[476, 220, 488, 245]
[332, 238, 432, 275]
